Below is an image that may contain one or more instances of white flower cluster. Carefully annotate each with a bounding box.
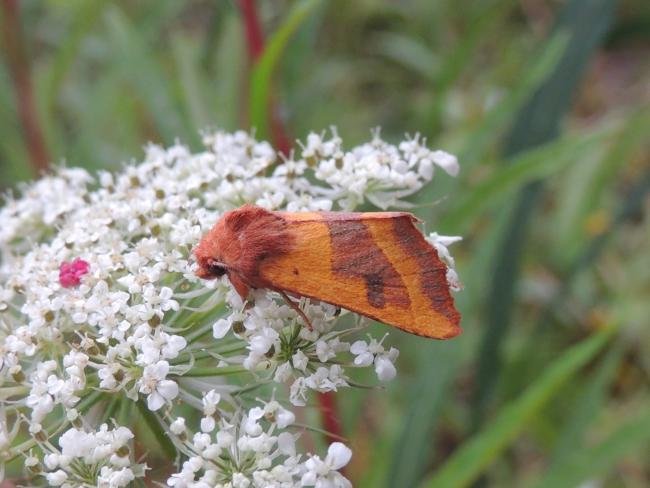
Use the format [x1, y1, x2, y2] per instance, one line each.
[41, 424, 146, 487]
[302, 129, 459, 210]
[167, 392, 352, 487]
[0, 129, 460, 486]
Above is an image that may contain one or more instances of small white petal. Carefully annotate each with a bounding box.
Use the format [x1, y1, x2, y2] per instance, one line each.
[431, 150, 459, 176]
[201, 416, 216, 433]
[326, 442, 352, 470]
[212, 318, 231, 339]
[277, 432, 296, 456]
[157, 380, 179, 400]
[353, 351, 374, 367]
[350, 341, 368, 355]
[276, 408, 295, 428]
[147, 392, 165, 411]
[375, 356, 397, 381]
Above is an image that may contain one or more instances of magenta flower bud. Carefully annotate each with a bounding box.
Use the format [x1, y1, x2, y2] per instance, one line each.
[59, 258, 90, 288]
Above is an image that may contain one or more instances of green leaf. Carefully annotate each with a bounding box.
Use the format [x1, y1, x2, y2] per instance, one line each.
[421, 327, 614, 488]
[386, 341, 461, 488]
[534, 409, 650, 488]
[249, 0, 323, 140]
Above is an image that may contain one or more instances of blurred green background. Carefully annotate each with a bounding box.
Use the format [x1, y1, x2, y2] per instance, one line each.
[1, 0, 649, 487]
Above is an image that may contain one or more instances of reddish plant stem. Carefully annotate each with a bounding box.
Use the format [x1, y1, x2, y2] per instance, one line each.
[238, 0, 342, 446]
[317, 390, 345, 445]
[269, 104, 292, 157]
[1, 0, 50, 175]
[237, 0, 292, 156]
[239, 0, 265, 60]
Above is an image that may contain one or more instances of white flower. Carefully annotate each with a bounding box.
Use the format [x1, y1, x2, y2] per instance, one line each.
[202, 390, 221, 416]
[350, 341, 374, 367]
[277, 432, 297, 457]
[428, 232, 463, 291]
[213, 317, 232, 338]
[201, 416, 216, 433]
[274, 361, 293, 382]
[290, 378, 308, 406]
[170, 417, 186, 435]
[350, 338, 399, 381]
[292, 350, 309, 371]
[316, 337, 347, 363]
[98, 466, 136, 487]
[138, 360, 179, 411]
[262, 400, 296, 428]
[305, 365, 348, 392]
[375, 355, 397, 381]
[232, 472, 251, 488]
[431, 150, 459, 176]
[46, 469, 68, 486]
[301, 442, 352, 487]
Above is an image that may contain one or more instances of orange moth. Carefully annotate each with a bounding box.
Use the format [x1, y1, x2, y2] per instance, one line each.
[194, 204, 461, 339]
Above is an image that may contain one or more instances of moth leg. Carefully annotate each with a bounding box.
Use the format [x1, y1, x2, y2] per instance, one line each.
[229, 273, 250, 301]
[278, 290, 313, 330]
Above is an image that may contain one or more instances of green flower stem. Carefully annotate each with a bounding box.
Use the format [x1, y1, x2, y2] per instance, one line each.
[180, 365, 249, 377]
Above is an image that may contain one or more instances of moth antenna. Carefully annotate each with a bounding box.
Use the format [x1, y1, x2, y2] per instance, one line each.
[278, 290, 313, 330]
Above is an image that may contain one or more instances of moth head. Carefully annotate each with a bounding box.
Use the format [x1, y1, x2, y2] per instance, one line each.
[196, 257, 228, 279]
[194, 216, 232, 280]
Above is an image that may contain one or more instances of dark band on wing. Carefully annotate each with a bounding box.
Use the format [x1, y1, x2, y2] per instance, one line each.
[392, 217, 460, 324]
[327, 220, 410, 309]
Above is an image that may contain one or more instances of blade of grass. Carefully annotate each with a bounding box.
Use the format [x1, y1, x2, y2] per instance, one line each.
[534, 409, 650, 488]
[536, 165, 650, 330]
[40, 0, 107, 159]
[374, 32, 440, 83]
[0, 65, 32, 185]
[415, 30, 568, 211]
[421, 327, 615, 488]
[200, 2, 230, 72]
[42, 0, 106, 109]
[386, 341, 461, 488]
[553, 107, 650, 261]
[472, 0, 617, 429]
[249, 0, 322, 141]
[503, 165, 650, 408]
[103, 5, 189, 145]
[439, 123, 615, 233]
[458, 32, 569, 166]
[171, 36, 212, 132]
[547, 342, 624, 466]
[425, 0, 518, 134]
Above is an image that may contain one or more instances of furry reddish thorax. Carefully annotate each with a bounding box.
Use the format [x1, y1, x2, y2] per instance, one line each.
[194, 205, 294, 298]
